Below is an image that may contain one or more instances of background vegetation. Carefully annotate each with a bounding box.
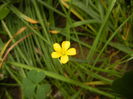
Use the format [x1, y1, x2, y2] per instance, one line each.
[0, 0, 133, 98]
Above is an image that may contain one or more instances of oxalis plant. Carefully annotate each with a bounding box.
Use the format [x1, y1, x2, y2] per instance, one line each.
[22, 70, 51, 99]
[0, 0, 133, 99]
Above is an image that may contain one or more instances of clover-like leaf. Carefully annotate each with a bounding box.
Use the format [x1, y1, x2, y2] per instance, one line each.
[27, 70, 46, 84]
[22, 78, 36, 98]
[36, 84, 51, 99]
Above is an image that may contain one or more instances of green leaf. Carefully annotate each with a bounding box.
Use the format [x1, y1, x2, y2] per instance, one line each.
[22, 78, 36, 98]
[36, 84, 51, 99]
[110, 42, 133, 56]
[27, 70, 46, 84]
[0, 4, 10, 20]
[112, 71, 133, 99]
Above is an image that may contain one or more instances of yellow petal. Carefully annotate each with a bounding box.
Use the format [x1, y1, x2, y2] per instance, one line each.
[51, 52, 61, 58]
[62, 41, 70, 51]
[60, 55, 69, 64]
[67, 48, 76, 56]
[53, 43, 61, 52]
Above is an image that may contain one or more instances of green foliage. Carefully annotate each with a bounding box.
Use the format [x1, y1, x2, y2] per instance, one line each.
[22, 70, 51, 99]
[27, 70, 46, 84]
[0, 0, 133, 98]
[36, 84, 51, 99]
[0, 4, 10, 20]
[22, 78, 36, 98]
[112, 71, 133, 99]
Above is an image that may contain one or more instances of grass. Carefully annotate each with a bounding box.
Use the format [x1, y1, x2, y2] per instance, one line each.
[0, 0, 133, 98]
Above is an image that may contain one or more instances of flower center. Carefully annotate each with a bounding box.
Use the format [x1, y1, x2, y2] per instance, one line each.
[61, 49, 67, 56]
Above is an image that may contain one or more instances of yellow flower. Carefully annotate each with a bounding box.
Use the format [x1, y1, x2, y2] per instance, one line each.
[51, 41, 76, 64]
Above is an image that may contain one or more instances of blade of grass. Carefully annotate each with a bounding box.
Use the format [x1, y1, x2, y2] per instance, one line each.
[32, 0, 51, 44]
[60, 0, 96, 33]
[7, 5, 51, 46]
[1, 20, 29, 64]
[8, 61, 115, 98]
[92, 13, 133, 68]
[0, 33, 32, 68]
[87, 0, 116, 62]
[38, 0, 66, 17]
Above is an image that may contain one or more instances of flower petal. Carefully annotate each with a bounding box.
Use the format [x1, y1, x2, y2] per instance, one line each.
[60, 55, 69, 64]
[53, 43, 61, 52]
[61, 41, 70, 51]
[51, 52, 61, 58]
[67, 48, 76, 56]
